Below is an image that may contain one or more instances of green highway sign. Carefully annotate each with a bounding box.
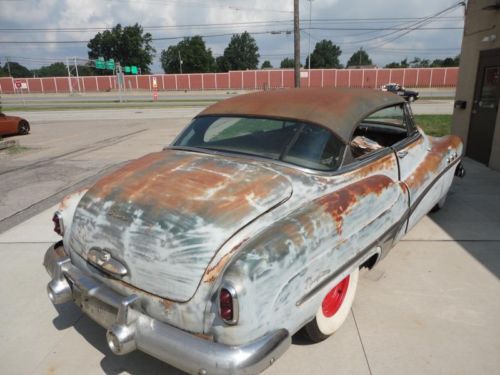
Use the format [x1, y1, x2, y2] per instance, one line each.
[131, 66, 138, 75]
[106, 58, 115, 70]
[124, 66, 131, 73]
[95, 57, 105, 69]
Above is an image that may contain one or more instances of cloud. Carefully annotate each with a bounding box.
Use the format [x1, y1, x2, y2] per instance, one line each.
[0, 0, 463, 71]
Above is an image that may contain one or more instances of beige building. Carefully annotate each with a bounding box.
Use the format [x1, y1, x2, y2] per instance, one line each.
[452, 0, 500, 170]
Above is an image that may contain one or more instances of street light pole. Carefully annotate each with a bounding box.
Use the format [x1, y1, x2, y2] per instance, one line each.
[294, 0, 300, 88]
[178, 50, 183, 74]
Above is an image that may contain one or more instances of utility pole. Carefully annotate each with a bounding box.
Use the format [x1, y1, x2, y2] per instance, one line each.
[6, 58, 12, 77]
[307, 0, 314, 87]
[294, 0, 300, 88]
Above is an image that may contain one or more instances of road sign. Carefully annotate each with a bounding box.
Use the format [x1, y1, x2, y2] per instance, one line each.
[131, 66, 138, 75]
[106, 59, 115, 70]
[95, 57, 105, 69]
[124, 66, 131, 73]
[14, 80, 22, 89]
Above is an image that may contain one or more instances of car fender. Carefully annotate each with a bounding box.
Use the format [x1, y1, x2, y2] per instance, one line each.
[55, 189, 88, 244]
[213, 175, 408, 345]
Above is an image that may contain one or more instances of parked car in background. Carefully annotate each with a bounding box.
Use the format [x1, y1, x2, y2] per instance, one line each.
[44, 88, 464, 374]
[0, 112, 30, 136]
[381, 83, 420, 102]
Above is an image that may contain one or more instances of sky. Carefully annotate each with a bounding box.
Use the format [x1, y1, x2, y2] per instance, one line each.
[0, 0, 465, 73]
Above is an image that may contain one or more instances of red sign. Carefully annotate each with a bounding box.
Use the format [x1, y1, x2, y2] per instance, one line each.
[15, 80, 22, 89]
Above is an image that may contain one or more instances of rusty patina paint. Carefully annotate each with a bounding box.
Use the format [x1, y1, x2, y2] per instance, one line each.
[68, 149, 293, 301]
[203, 237, 249, 283]
[317, 175, 393, 234]
[406, 135, 462, 190]
[199, 88, 405, 143]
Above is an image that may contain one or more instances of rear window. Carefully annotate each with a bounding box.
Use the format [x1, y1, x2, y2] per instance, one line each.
[173, 116, 344, 171]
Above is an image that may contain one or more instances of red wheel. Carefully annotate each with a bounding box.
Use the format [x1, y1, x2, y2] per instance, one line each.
[321, 275, 350, 317]
[304, 268, 359, 342]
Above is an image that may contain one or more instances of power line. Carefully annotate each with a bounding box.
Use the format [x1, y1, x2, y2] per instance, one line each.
[0, 16, 462, 33]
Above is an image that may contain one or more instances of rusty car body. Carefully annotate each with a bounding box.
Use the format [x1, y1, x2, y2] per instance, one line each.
[0, 112, 30, 136]
[44, 88, 464, 374]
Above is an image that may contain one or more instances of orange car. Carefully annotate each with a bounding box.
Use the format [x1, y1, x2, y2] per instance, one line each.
[0, 112, 30, 136]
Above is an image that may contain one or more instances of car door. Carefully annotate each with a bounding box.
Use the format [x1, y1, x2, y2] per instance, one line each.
[392, 104, 443, 232]
[0, 113, 18, 135]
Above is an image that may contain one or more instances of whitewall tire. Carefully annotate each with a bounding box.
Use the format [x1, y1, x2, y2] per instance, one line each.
[305, 267, 359, 342]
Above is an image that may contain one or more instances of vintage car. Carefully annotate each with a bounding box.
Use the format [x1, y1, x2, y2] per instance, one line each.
[44, 88, 464, 374]
[0, 112, 30, 136]
[381, 83, 420, 102]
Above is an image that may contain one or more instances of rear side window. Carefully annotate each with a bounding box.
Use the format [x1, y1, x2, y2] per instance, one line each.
[174, 116, 344, 171]
[351, 104, 409, 158]
[283, 126, 343, 170]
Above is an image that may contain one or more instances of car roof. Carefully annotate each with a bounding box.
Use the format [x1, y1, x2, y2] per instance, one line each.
[198, 88, 405, 143]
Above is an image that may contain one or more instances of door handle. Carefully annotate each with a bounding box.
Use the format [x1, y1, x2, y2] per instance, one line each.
[397, 150, 408, 159]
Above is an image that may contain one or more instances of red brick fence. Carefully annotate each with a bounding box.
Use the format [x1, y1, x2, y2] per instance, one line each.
[0, 67, 458, 94]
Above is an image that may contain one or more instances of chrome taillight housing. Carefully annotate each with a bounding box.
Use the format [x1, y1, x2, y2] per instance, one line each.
[52, 211, 64, 236]
[219, 284, 239, 325]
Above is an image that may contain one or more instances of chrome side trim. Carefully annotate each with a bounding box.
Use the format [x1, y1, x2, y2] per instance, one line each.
[295, 215, 406, 307]
[409, 157, 461, 215]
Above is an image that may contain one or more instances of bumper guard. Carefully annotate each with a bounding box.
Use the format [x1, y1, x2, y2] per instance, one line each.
[43, 243, 291, 375]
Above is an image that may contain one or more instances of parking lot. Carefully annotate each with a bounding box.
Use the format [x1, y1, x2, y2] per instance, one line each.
[0, 103, 499, 375]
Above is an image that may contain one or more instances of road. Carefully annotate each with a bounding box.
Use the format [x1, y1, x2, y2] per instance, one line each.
[0, 107, 200, 232]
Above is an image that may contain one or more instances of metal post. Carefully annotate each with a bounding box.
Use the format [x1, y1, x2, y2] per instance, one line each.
[294, 0, 300, 88]
[66, 57, 73, 94]
[74, 57, 81, 92]
[178, 50, 183, 74]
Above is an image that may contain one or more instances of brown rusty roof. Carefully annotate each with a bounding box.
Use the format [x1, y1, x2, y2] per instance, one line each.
[198, 88, 405, 143]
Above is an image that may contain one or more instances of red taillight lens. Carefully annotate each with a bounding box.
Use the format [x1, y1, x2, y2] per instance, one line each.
[52, 212, 63, 236]
[219, 288, 233, 322]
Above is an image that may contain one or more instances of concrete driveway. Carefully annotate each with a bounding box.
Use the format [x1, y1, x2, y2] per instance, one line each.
[0, 158, 499, 375]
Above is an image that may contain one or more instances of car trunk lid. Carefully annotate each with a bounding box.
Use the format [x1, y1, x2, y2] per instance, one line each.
[67, 150, 292, 301]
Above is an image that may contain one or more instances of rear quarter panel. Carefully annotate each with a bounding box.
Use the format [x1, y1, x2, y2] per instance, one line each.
[212, 173, 408, 345]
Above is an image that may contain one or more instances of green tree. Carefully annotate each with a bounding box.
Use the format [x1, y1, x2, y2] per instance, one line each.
[384, 58, 409, 68]
[410, 57, 430, 68]
[306, 40, 342, 68]
[218, 32, 260, 71]
[34, 62, 67, 77]
[1, 61, 31, 77]
[160, 36, 215, 73]
[87, 23, 155, 74]
[431, 55, 460, 67]
[346, 48, 372, 67]
[261, 60, 273, 69]
[280, 58, 296, 68]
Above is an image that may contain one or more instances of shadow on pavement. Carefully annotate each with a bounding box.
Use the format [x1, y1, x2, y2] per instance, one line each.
[52, 304, 187, 375]
[428, 158, 500, 279]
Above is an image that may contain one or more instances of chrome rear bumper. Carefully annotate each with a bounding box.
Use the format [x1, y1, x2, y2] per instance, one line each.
[43, 243, 291, 374]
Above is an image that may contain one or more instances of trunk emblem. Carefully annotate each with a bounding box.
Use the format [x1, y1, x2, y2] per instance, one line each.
[88, 247, 128, 278]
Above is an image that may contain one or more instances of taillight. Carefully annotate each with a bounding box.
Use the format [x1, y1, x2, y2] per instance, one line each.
[219, 286, 238, 324]
[52, 212, 64, 236]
